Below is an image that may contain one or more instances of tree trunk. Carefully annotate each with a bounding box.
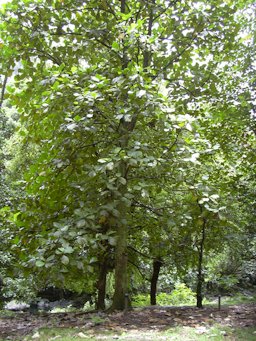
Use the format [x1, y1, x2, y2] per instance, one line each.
[196, 214, 206, 308]
[196, 271, 204, 308]
[0, 75, 8, 108]
[111, 215, 128, 310]
[0, 277, 4, 309]
[150, 258, 163, 305]
[96, 257, 108, 310]
[110, 0, 154, 311]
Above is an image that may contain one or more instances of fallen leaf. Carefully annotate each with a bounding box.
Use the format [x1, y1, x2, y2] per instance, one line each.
[31, 332, 40, 339]
[49, 336, 62, 341]
[77, 332, 88, 338]
[195, 326, 208, 334]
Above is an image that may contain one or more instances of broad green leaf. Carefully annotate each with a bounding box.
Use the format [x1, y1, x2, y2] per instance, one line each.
[35, 260, 45, 267]
[61, 255, 69, 265]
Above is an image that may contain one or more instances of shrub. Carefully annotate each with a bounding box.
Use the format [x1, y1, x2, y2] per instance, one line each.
[165, 283, 196, 305]
[132, 293, 150, 307]
[132, 283, 196, 307]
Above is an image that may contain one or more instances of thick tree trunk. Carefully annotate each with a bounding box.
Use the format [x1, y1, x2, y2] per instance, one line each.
[150, 258, 163, 305]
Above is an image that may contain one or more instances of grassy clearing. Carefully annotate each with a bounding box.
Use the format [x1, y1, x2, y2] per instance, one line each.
[14, 325, 255, 341]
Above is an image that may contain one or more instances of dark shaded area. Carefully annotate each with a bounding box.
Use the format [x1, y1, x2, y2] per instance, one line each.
[34, 287, 94, 310]
[37, 287, 91, 303]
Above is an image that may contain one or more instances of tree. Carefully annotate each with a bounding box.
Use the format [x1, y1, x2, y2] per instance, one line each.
[0, 0, 254, 310]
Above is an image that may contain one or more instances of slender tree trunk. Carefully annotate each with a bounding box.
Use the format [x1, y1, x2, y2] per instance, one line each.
[0, 277, 4, 309]
[196, 210, 206, 308]
[150, 258, 163, 305]
[196, 268, 204, 308]
[111, 215, 128, 310]
[143, 0, 154, 71]
[0, 75, 8, 108]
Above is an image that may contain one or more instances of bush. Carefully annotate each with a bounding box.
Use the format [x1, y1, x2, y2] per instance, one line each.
[132, 283, 196, 307]
[158, 283, 196, 306]
[132, 293, 150, 307]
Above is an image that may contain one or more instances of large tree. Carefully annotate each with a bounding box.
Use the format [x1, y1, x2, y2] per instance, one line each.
[0, 0, 254, 309]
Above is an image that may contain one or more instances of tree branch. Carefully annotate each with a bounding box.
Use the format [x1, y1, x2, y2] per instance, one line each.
[26, 48, 62, 65]
[128, 245, 153, 260]
[0, 75, 8, 109]
[133, 200, 164, 217]
[152, 0, 179, 23]
[128, 259, 150, 280]
[153, 27, 205, 79]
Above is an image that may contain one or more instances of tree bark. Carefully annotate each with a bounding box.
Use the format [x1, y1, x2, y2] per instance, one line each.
[111, 216, 128, 310]
[143, 0, 154, 71]
[196, 270, 204, 308]
[0, 75, 8, 109]
[196, 209, 206, 308]
[150, 258, 163, 305]
[0, 277, 4, 309]
[96, 256, 108, 310]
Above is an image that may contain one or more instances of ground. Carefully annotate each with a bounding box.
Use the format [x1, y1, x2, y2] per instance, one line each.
[0, 303, 255, 340]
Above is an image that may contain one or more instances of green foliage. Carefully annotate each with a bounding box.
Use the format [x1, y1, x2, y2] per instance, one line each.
[133, 283, 196, 307]
[217, 277, 239, 292]
[205, 245, 256, 294]
[2, 276, 36, 301]
[132, 293, 150, 307]
[0, 0, 255, 309]
[164, 284, 196, 306]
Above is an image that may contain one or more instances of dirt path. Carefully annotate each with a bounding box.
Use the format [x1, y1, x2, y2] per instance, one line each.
[0, 303, 255, 340]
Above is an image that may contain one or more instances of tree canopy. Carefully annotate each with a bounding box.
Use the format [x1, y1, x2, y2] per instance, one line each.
[0, 0, 255, 310]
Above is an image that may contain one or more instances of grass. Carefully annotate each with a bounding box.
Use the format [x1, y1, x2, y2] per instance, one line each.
[203, 292, 256, 308]
[12, 325, 255, 341]
[132, 291, 256, 309]
[0, 310, 16, 318]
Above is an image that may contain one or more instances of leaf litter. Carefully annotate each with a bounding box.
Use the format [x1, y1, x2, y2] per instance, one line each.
[0, 303, 255, 340]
